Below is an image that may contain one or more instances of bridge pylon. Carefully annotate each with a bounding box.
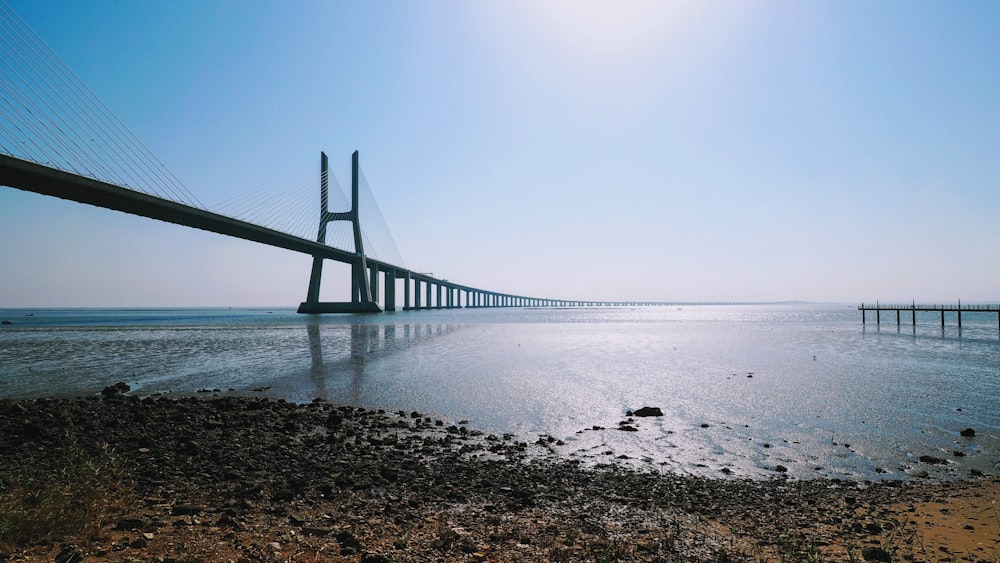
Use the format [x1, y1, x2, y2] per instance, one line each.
[297, 151, 381, 314]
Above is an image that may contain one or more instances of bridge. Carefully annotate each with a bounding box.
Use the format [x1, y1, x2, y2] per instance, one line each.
[0, 1, 624, 313]
[0, 148, 591, 313]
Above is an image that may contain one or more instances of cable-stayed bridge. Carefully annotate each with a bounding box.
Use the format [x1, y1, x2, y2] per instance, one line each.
[1, 1, 622, 313]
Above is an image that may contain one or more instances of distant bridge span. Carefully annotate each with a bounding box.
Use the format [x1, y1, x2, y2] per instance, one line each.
[0, 152, 585, 312]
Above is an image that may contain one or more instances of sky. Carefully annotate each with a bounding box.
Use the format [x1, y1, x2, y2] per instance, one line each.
[1, 0, 999, 307]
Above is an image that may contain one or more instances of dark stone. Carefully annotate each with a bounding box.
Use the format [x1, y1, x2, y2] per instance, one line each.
[774, 465, 788, 473]
[617, 424, 638, 432]
[129, 536, 148, 549]
[21, 422, 44, 438]
[1, 320, 12, 325]
[862, 546, 892, 562]
[919, 455, 947, 465]
[101, 382, 131, 397]
[54, 545, 83, 563]
[171, 503, 202, 516]
[960, 428, 976, 437]
[632, 406, 663, 417]
[115, 518, 145, 531]
[336, 531, 362, 555]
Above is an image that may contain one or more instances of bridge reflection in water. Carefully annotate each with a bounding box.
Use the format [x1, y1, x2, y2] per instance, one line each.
[304, 322, 458, 403]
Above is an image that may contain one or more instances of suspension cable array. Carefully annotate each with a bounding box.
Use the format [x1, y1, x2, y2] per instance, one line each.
[0, 0, 203, 207]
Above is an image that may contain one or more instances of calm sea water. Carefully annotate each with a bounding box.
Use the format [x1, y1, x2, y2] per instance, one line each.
[1, 304, 997, 481]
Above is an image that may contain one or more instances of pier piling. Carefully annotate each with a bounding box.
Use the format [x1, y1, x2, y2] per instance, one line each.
[859, 302, 1000, 335]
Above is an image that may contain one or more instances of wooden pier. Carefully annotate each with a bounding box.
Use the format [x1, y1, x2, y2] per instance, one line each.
[859, 301, 1000, 332]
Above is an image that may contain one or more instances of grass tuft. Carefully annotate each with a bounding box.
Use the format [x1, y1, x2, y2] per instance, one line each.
[0, 441, 134, 548]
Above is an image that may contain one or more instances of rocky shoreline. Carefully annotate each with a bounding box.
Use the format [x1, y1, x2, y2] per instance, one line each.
[1, 392, 998, 562]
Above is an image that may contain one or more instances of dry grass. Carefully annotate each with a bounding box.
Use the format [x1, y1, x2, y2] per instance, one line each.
[0, 441, 135, 549]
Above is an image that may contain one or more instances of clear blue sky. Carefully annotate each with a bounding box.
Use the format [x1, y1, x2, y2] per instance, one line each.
[1, 0, 998, 307]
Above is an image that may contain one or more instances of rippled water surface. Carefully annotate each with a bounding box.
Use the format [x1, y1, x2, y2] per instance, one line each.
[1, 304, 997, 480]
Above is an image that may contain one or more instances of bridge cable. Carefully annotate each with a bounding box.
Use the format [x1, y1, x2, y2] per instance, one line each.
[357, 165, 407, 268]
[0, 1, 204, 207]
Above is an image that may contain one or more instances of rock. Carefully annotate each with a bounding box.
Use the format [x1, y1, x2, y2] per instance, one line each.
[960, 427, 976, 437]
[129, 536, 148, 549]
[919, 455, 947, 465]
[101, 382, 130, 397]
[302, 526, 332, 536]
[288, 512, 307, 525]
[1, 320, 12, 325]
[862, 546, 892, 562]
[115, 518, 145, 531]
[337, 531, 362, 555]
[774, 465, 788, 473]
[632, 406, 663, 417]
[432, 528, 461, 550]
[171, 503, 202, 516]
[617, 425, 638, 432]
[54, 545, 83, 563]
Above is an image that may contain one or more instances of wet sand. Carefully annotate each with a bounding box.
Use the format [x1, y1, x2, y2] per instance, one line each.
[1, 394, 997, 561]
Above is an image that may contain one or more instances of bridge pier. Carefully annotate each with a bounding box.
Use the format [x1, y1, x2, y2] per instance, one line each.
[384, 268, 396, 312]
[298, 151, 381, 314]
[403, 273, 412, 310]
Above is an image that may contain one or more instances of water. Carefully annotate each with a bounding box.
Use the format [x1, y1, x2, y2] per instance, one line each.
[1, 304, 997, 481]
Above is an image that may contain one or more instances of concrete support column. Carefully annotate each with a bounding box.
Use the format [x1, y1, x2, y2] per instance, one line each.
[415, 279, 422, 309]
[384, 269, 396, 311]
[426, 282, 432, 310]
[403, 272, 411, 310]
[369, 265, 379, 304]
[436, 284, 442, 309]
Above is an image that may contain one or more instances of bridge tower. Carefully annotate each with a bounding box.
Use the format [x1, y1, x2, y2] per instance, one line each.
[297, 151, 381, 313]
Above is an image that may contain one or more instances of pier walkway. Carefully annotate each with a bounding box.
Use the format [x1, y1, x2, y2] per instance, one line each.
[859, 302, 1000, 332]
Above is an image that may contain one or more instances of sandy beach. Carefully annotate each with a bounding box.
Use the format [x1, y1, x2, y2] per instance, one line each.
[1, 392, 997, 562]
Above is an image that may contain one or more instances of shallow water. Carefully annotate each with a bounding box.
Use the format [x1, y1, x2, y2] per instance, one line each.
[1, 304, 997, 480]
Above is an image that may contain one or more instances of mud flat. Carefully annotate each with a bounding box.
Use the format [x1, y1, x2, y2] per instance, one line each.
[1, 393, 997, 562]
